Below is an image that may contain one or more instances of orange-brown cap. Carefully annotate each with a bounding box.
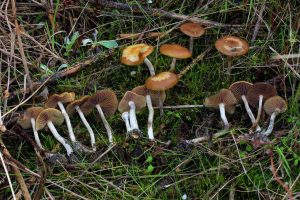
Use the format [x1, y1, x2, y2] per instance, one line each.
[179, 22, 205, 38]
[159, 44, 192, 59]
[121, 44, 153, 66]
[45, 92, 75, 108]
[145, 72, 179, 91]
[229, 81, 253, 101]
[18, 107, 44, 129]
[131, 85, 166, 107]
[204, 89, 238, 114]
[81, 89, 118, 116]
[36, 108, 64, 131]
[264, 96, 287, 116]
[118, 91, 146, 113]
[66, 96, 90, 115]
[246, 82, 277, 108]
[215, 36, 249, 57]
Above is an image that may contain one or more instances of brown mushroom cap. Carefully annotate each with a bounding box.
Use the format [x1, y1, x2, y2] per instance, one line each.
[66, 96, 90, 115]
[145, 72, 179, 91]
[264, 96, 287, 116]
[246, 82, 277, 108]
[229, 81, 253, 101]
[45, 92, 75, 108]
[215, 36, 249, 57]
[159, 44, 192, 59]
[131, 85, 166, 107]
[204, 89, 238, 114]
[179, 22, 205, 38]
[36, 108, 64, 131]
[121, 44, 153, 66]
[118, 91, 146, 113]
[18, 107, 44, 129]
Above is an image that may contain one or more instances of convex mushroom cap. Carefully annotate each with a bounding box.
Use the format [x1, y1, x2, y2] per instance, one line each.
[45, 92, 75, 108]
[229, 81, 253, 101]
[180, 22, 205, 38]
[18, 107, 44, 129]
[215, 36, 249, 57]
[145, 72, 179, 91]
[246, 82, 277, 108]
[66, 96, 90, 115]
[264, 96, 287, 115]
[131, 85, 166, 107]
[36, 108, 64, 130]
[159, 44, 192, 59]
[121, 44, 153, 66]
[118, 91, 146, 113]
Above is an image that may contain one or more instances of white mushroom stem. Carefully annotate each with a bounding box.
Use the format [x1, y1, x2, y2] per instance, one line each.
[95, 104, 113, 144]
[219, 103, 229, 130]
[262, 112, 277, 136]
[47, 121, 73, 156]
[121, 112, 131, 133]
[255, 95, 264, 125]
[146, 94, 154, 140]
[241, 95, 261, 132]
[75, 106, 96, 151]
[189, 37, 194, 53]
[128, 101, 139, 130]
[57, 101, 76, 143]
[144, 57, 155, 76]
[30, 118, 44, 150]
[169, 58, 177, 72]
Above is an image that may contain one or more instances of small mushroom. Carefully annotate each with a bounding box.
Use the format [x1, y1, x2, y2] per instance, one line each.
[204, 89, 238, 130]
[262, 96, 287, 136]
[36, 108, 74, 157]
[229, 81, 261, 132]
[66, 96, 96, 151]
[121, 43, 155, 75]
[159, 44, 192, 72]
[18, 107, 45, 149]
[81, 89, 118, 144]
[215, 36, 249, 75]
[118, 91, 146, 139]
[246, 82, 277, 127]
[131, 85, 166, 140]
[179, 22, 205, 53]
[145, 71, 179, 91]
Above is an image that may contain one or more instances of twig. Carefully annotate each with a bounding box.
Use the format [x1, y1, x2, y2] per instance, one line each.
[186, 130, 229, 144]
[251, 1, 265, 42]
[154, 105, 204, 109]
[271, 53, 300, 60]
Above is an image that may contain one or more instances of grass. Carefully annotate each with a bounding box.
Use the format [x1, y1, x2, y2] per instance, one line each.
[1, 0, 300, 199]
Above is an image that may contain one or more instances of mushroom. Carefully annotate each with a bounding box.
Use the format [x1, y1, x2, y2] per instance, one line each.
[204, 89, 238, 130]
[215, 36, 249, 75]
[246, 82, 277, 128]
[36, 108, 74, 157]
[118, 91, 146, 139]
[159, 44, 192, 72]
[131, 85, 166, 140]
[179, 22, 205, 53]
[121, 43, 155, 75]
[18, 107, 45, 150]
[262, 96, 287, 136]
[229, 81, 261, 132]
[66, 96, 96, 151]
[80, 89, 118, 144]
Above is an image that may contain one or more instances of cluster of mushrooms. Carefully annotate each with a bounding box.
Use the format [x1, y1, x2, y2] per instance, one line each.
[17, 22, 287, 160]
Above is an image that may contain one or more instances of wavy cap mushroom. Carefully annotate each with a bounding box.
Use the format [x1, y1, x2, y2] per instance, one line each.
[246, 82, 277, 127]
[262, 96, 287, 136]
[204, 89, 238, 129]
[81, 89, 118, 144]
[180, 22, 205, 53]
[159, 44, 192, 72]
[36, 108, 74, 157]
[121, 43, 155, 75]
[118, 91, 146, 139]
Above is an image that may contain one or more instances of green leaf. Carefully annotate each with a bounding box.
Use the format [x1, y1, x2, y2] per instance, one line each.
[146, 164, 154, 173]
[95, 40, 118, 49]
[145, 156, 153, 163]
[64, 31, 80, 56]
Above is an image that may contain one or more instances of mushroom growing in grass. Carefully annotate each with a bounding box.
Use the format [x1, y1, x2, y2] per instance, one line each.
[204, 89, 238, 130]
[81, 90, 118, 145]
[36, 108, 74, 157]
[131, 85, 166, 140]
[262, 96, 287, 136]
[66, 96, 96, 151]
[121, 43, 155, 75]
[159, 44, 192, 72]
[215, 36, 249, 75]
[229, 81, 261, 132]
[179, 22, 205, 53]
[246, 82, 277, 128]
[18, 107, 45, 150]
[118, 91, 146, 139]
